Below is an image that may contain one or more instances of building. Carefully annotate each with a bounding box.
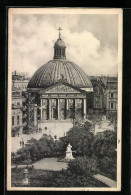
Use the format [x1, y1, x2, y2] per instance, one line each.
[90, 76, 118, 120]
[105, 77, 118, 120]
[27, 29, 94, 123]
[12, 79, 29, 92]
[90, 77, 106, 112]
[12, 86, 23, 136]
[12, 71, 23, 80]
[12, 71, 30, 92]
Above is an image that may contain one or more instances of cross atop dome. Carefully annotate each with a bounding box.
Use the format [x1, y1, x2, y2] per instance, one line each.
[58, 27, 62, 39]
[54, 27, 66, 59]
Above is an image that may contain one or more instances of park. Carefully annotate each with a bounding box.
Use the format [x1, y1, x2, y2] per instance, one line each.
[11, 117, 117, 187]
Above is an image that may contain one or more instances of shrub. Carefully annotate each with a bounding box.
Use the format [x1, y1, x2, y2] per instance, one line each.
[68, 156, 98, 176]
[98, 155, 117, 180]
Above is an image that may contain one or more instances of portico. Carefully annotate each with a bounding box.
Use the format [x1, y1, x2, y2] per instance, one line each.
[39, 82, 87, 120]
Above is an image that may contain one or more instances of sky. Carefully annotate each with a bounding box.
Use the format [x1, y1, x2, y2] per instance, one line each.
[12, 14, 118, 77]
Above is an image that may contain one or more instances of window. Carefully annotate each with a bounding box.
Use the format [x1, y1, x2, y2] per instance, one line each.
[12, 116, 14, 126]
[114, 92, 117, 98]
[110, 93, 114, 98]
[97, 89, 100, 95]
[17, 102, 20, 106]
[62, 49, 65, 56]
[95, 102, 99, 108]
[95, 97, 98, 101]
[110, 102, 114, 109]
[17, 115, 20, 125]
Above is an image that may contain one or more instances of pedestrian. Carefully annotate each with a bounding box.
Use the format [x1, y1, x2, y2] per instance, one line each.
[18, 132, 19, 137]
[20, 141, 22, 146]
[22, 141, 24, 147]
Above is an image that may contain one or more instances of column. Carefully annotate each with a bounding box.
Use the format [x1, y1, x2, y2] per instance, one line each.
[66, 99, 69, 110]
[64, 99, 66, 120]
[47, 99, 49, 120]
[57, 99, 60, 120]
[66, 99, 69, 119]
[49, 99, 52, 120]
[73, 99, 75, 117]
[83, 98, 87, 119]
[40, 99, 42, 119]
[34, 104, 37, 126]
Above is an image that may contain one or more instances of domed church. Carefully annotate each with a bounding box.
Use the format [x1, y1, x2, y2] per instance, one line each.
[27, 28, 93, 122]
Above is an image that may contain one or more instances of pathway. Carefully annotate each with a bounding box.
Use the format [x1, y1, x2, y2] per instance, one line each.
[93, 174, 117, 188]
[32, 157, 68, 171]
[11, 164, 33, 169]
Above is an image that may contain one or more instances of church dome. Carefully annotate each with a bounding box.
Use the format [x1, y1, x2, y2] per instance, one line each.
[28, 59, 92, 89]
[28, 28, 92, 89]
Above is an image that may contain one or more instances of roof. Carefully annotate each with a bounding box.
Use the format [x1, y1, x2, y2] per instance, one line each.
[106, 77, 118, 89]
[39, 81, 87, 94]
[28, 59, 92, 89]
[54, 38, 66, 48]
[107, 77, 118, 82]
[91, 79, 106, 90]
[13, 80, 29, 83]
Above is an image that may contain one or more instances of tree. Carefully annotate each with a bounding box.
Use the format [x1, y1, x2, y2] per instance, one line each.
[60, 123, 94, 156]
[66, 109, 75, 126]
[25, 138, 38, 147]
[88, 110, 103, 133]
[92, 130, 117, 158]
[73, 108, 85, 126]
[108, 112, 117, 131]
[92, 130, 117, 180]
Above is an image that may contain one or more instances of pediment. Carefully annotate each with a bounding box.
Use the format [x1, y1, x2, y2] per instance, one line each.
[40, 83, 82, 94]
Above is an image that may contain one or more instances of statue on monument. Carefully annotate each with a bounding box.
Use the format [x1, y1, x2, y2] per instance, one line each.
[65, 143, 75, 161]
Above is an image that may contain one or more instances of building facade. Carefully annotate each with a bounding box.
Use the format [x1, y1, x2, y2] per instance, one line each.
[90, 77, 106, 112]
[39, 82, 88, 120]
[12, 80, 29, 92]
[105, 77, 118, 119]
[12, 71, 30, 92]
[12, 86, 23, 136]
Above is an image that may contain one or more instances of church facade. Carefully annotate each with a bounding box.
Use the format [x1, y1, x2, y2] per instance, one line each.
[39, 82, 88, 120]
[27, 29, 94, 123]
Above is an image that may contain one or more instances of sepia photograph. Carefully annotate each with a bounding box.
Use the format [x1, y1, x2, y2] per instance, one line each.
[7, 8, 122, 191]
